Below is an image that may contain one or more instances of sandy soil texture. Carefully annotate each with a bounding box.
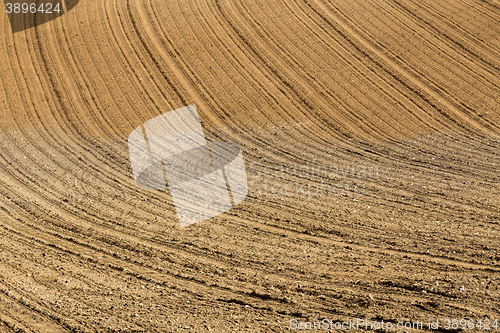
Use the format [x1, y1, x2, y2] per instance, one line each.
[0, 0, 499, 331]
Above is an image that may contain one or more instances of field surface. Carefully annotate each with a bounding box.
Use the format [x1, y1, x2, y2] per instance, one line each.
[0, 0, 499, 331]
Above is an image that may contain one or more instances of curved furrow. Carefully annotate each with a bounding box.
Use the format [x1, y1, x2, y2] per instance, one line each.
[355, 0, 500, 128]
[6, 18, 184, 245]
[245, 0, 480, 140]
[366, 0, 500, 91]
[319, 0, 500, 132]
[213, 0, 378, 142]
[137, 0, 356, 183]
[180, 0, 384, 173]
[236, 0, 446, 141]
[19, 24, 141, 197]
[0, 130, 173, 246]
[1, 211, 343, 323]
[390, 0, 500, 72]
[194, 0, 438, 184]
[243, 0, 429, 141]
[0, 284, 72, 332]
[303, 0, 497, 135]
[123, 0, 191, 108]
[0, 255, 146, 332]
[144, 0, 314, 138]
[443, 0, 500, 37]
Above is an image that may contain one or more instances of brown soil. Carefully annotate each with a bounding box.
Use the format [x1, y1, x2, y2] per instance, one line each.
[0, 0, 499, 331]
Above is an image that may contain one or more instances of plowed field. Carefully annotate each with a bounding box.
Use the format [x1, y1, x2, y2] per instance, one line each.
[1, 0, 499, 332]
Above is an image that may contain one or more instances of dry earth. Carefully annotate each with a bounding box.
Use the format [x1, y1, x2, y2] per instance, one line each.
[0, 0, 500, 332]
